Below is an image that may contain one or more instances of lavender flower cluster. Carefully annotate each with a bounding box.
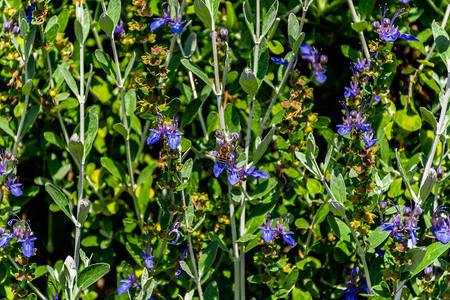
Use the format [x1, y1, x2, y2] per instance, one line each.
[380, 202, 422, 246]
[147, 113, 184, 150]
[0, 150, 23, 197]
[258, 213, 295, 246]
[213, 130, 269, 186]
[0, 215, 37, 258]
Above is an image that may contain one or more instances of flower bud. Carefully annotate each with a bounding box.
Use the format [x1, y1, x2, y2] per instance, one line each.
[230, 132, 239, 141]
[413, 206, 422, 217]
[5, 151, 12, 159]
[437, 167, 444, 181]
[3, 21, 11, 34]
[320, 55, 328, 64]
[12, 26, 20, 35]
[380, 201, 387, 211]
[78, 199, 91, 225]
[403, 207, 411, 216]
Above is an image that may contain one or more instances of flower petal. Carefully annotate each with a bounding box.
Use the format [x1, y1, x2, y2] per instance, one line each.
[150, 18, 167, 31]
[167, 134, 181, 149]
[147, 132, 161, 145]
[117, 281, 132, 296]
[261, 229, 275, 243]
[282, 233, 296, 246]
[22, 240, 35, 258]
[250, 170, 269, 179]
[399, 33, 420, 42]
[214, 161, 227, 177]
[228, 171, 240, 186]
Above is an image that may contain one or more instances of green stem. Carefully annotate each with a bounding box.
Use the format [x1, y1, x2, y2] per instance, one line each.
[346, 0, 370, 61]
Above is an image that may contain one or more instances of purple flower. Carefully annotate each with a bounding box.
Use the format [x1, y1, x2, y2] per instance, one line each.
[344, 68, 360, 98]
[114, 20, 125, 37]
[140, 247, 155, 269]
[275, 213, 295, 246]
[336, 102, 354, 136]
[430, 206, 450, 244]
[212, 132, 239, 177]
[300, 44, 327, 83]
[169, 221, 184, 245]
[147, 114, 183, 149]
[27, 3, 36, 25]
[175, 243, 189, 278]
[361, 130, 378, 149]
[380, 203, 404, 241]
[117, 267, 138, 296]
[342, 267, 361, 300]
[147, 113, 167, 146]
[227, 161, 269, 186]
[375, 247, 385, 257]
[354, 105, 371, 133]
[374, 95, 381, 102]
[373, 8, 420, 42]
[168, 15, 186, 34]
[7, 176, 23, 197]
[0, 232, 15, 248]
[353, 57, 370, 73]
[424, 266, 433, 281]
[399, 0, 411, 3]
[257, 213, 276, 243]
[16, 221, 37, 257]
[0, 155, 7, 175]
[403, 206, 422, 246]
[166, 116, 184, 149]
[271, 57, 289, 66]
[150, 8, 171, 31]
[219, 28, 228, 45]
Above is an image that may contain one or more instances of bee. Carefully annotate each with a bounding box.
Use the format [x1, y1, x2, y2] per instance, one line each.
[217, 145, 230, 165]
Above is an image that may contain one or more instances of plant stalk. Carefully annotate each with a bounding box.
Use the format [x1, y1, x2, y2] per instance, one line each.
[346, 0, 370, 61]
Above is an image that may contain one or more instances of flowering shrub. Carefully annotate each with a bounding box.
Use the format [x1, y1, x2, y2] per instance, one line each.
[1, 0, 450, 299]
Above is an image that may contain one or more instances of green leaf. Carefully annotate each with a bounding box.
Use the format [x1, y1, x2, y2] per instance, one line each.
[341, 45, 359, 61]
[84, 106, 98, 156]
[243, 1, 254, 39]
[107, 0, 121, 29]
[402, 247, 426, 274]
[252, 178, 278, 199]
[113, 122, 128, 139]
[330, 169, 346, 202]
[236, 233, 257, 244]
[45, 16, 59, 42]
[45, 183, 74, 222]
[194, 0, 212, 30]
[245, 191, 280, 235]
[11, 37, 21, 58]
[393, 109, 422, 132]
[240, 67, 258, 97]
[77, 263, 110, 290]
[184, 33, 197, 58]
[327, 216, 352, 244]
[351, 21, 368, 33]
[125, 89, 136, 118]
[295, 152, 319, 177]
[261, 0, 278, 38]
[179, 261, 194, 279]
[224, 103, 240, 133]
[181, 59, 213, 89]
[75, 8, 90, 43]
[181, 158, 193, 182]
[208, 0, 220, 15]
[268, 40, 284, 55]
[20, 105, 41, 140]
[198, 241, 219, 279]
[58, 9, 70, 32]
[99, 12, 114, 36]
[25, 27, 36, 60]
[288, 13, 299, 48]
[22, 79, 32, 97]
[419, 107, 437, 131]
[0, 118, 15, 137]
[59, 65, 79, 98]
[204, 281, 219, 300]
[253, 125, 275, 164]
[359, 0, 376, 19]
[69, 134, 83, 165]
[44, 132, 66, 149]
[100, 157, 127, 183]
[367, 227, 390, 250]
[95, 50, 117, 84]
[411, 242, 450, 277]
[180, 99, 202, 128]
[432, 20, 450, 68]
[292, 32, 305, 53]
[137, 163, 157, 186]
[124, 52, 136, 81]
